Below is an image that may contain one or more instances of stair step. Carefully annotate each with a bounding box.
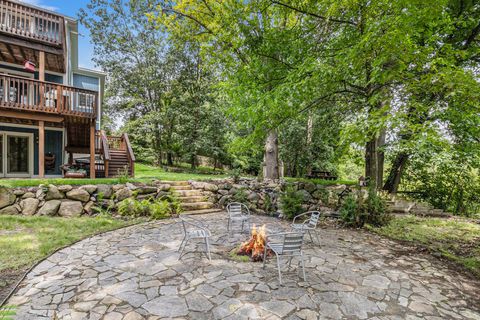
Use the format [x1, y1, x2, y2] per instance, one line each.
[178, 196, 206, 203]
[181, 208, 223, 215]
[161, 181, 190, 186]
[175, 190, 203, 197]
[170, 185, 192, 190]
[181, 202, 214, 210]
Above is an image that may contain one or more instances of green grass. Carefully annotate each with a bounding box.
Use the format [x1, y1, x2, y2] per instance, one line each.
[370, 215, 480, 277]
[0, 163, 230, 187]
[0, 215, 137, 272]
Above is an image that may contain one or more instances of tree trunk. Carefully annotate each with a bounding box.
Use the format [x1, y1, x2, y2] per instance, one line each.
[306, 112, 313, 176]
[365, 132, 386, 190]
[264, 130, 280, 180]
[383, 152, 409, 193]
[167, 152, 174, 166]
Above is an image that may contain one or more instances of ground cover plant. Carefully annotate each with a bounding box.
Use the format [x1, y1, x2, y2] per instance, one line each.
[371, 215, 480, 277]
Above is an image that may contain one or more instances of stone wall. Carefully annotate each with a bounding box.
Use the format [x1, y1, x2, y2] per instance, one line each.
[190, 178, 357, 216]
[0, 181, 173, 217]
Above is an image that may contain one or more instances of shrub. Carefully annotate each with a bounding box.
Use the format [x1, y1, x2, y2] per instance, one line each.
[117, 198, 173, 219]
[280, 185, 304, 219]
[339, 186, 391, 228]
[233, 188, 248, 203]
[230, 168, 242, 183]
[157, 193, 183, 215]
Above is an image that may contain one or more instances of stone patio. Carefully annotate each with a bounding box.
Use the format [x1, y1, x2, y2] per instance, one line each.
[8, 213, 480, 319]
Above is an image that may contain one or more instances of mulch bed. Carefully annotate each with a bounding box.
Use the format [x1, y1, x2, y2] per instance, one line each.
[0, 267, 28, 305]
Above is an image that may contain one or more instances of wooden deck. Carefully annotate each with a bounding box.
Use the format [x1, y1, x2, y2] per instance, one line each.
[0, 74, 98, 119]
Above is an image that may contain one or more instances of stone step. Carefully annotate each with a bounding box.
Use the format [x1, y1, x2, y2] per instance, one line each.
[181, 202, 214, 211]
[178, 196, 206, 203]
[174, 190, 203, 197]
[161, 181, 190, 186]
[181, 208, 224, 215]
[170, 185, 192, 191]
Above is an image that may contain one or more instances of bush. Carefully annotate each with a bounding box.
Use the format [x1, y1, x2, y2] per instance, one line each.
[233, 188, 248, 203]
[280, 185, 304, 219]
[117, 198, 173, 219]
[339, 186, 391, 228]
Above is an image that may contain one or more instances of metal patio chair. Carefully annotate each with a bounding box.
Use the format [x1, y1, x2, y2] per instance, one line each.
[226, 202, 251, 232]
[262, 232, 306, 285]
[178, 215, 212, 261]
[291, 211, 321, 243]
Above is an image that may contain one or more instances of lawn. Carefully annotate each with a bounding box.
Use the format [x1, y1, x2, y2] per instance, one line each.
[0, 215, 139, 303]
[0, 163, 230, 188]
[371, 215, 480, 277]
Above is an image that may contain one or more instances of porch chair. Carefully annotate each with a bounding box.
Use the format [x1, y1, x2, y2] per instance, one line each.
[291, 211, 321, 243]
[178, 215, 212, 261]
[226, 202, 251, 233]
[262, 232, 306, 285]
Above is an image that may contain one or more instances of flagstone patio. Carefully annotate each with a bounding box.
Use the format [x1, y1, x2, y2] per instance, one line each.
[8, 213, 480, 320]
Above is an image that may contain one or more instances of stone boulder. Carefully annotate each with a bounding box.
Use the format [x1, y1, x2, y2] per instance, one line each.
[115, 188, 132, 201]
[38, 200, 61, 216]
[0, 205, 19, 215]
[96, 184, 113, 199]
[80, 185, 97, 194]
[84, 201, 96, 215]
[156, 184, 171, 192]
[13, 189, 25, 196]
[0, 188, 16, 209]
[58, 201, 84, 217]
[45, 184, 64, 200]
[203, 183, 218, 192]
[20, 198, 40, 216]
[58, 185, 73, 193]
[66, 189, 91, 202]
[247, 192, 259, 202]
[137, 186, 157, 194]
[298, 189, 313, 202]
[126, 182, 138, 190]
[21, 192, 36, 199]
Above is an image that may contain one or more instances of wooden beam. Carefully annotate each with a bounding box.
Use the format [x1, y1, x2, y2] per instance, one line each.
[90, 121, 96, 179]
[39, 120, 45, 178]
[0, 109, 64, 123]
[0, 34, 64, 56]
[39, 51, 45, 82]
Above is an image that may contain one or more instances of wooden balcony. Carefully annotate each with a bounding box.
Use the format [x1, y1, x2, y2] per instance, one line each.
[0, 0, 64, 47]
[0, 74, 98, 120]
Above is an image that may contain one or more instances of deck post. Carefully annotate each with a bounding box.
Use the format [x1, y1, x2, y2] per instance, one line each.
[90, 121, 96, 179]
[38, 51, 45, 81]
[39, 120, 45, 178]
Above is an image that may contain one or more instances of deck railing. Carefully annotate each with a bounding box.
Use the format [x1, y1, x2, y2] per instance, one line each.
[0, 74, 97, 118]
[0, 0, 64, 46]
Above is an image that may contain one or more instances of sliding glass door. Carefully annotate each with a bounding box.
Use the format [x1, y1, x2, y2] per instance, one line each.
[0, 132, 33, 178]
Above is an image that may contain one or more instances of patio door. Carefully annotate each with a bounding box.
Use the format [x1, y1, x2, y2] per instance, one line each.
[0, 132, 33, 178]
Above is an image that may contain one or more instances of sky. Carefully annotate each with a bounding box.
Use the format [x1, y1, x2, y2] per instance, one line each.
[19, 0, 98, 70]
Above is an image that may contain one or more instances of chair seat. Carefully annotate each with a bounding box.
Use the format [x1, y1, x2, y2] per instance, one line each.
[187, 229, 210, 239]
[267, 243, 284, 254]
[291, 223, 314, 230]
[230, 216, 249, 221]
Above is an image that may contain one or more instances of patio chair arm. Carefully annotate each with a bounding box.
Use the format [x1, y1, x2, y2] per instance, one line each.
[180, 216, 209, 231]
[292, 212, 310, 224]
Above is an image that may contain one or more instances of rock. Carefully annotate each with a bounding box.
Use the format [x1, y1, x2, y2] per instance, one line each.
[84, 201, 96, 215]
[126, 182, 138, 190]
[13, 190, 25, 196]
[142, 296, 188, 318]
[0, 188, 16, 209]
[45, 184, 64, 200]
[80, 185, 97, 194]
[247, 192, 259, 202]
[218, 189, 229, 196]
[203, 183, 218, 192]
[21, 192, 36, 199]
[219, 195, 230, 206]
[66, 189, 91, 202]
[303, 182, 317, 193]
[137, 186, 157, 194]
[0, 205, 19, 215]
[96, 184, 113, 199]
[190, 181, 205, 189]
[58, 201, 84, 217]
[38, 200, 61, 216]
[156, 184, 171, 192]
[36, 188, 46, 201]
[112, 184, 125, 192]
[57, 185, 73, 193]
[115, 188, 132, 201]
[298, 189, 312, 202]
[20, 198, 40, 216]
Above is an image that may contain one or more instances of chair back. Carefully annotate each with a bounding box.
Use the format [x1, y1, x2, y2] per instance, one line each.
[307, 211, 321, 228]
[227, 202, 249, 217]
[282, 232, 305, 254]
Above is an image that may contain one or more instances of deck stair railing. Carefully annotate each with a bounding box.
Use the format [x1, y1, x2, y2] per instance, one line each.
[95, 131, 135, 177]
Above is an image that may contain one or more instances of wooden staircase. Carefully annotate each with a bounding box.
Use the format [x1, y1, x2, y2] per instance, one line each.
[166, 181, 222, 215]
[96, 131, 135, 178]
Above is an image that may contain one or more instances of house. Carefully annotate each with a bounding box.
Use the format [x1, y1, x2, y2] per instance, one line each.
[0, 0, 134, 179]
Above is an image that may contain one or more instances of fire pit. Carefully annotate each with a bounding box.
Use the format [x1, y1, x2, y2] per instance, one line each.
[236, 224, 271, 262]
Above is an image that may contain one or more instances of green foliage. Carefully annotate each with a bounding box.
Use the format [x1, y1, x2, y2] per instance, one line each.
[340, 187, 391, 228]
[117, 166, 131, 184]
[263, 193, 274, 214]
[0, 306, 16, 320]
[279, 186, 304, 219]
[230, 168, 242, 183]
[117, 195, 181, 219]
[232, 189, 248, 204]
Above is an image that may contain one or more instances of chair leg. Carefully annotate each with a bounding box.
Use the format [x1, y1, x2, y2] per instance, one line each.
[308, 230, 314, 243]
[227, 218, 230, 231]
[205, 237, 211, 261]
[262, 246, 268, 269]
[276, 254, 283, 285]
[288, 256, 293, 269]
[300, 252, 306, 281]
[315, 229, 320, 244]
[178, 238, 189, 260]
[178, 236, 186, 252]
